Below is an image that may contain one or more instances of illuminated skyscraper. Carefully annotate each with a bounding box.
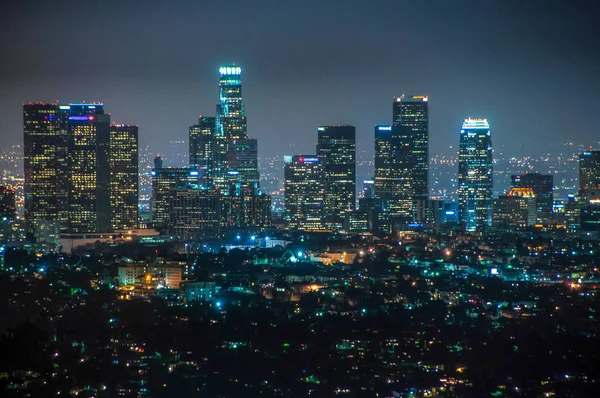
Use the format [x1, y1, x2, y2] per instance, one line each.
[458, 118, 493, 232]
[393, 95, 429, 197]
[110, 124, 139, 230]
[227, 138, 259, 194]
[23, 103, 69, 243]
[579, 151, 600, 194]
[0, 187, 16, 220]
[151, 167, 199, 231]
[511, 173, 553, 223]
[316, 125, 356, 229]
[168, 187, 220, 240]
[66, 104, 111, 233]
[284, 155, 326, 230]
[374, 124, 413, 223]
[189, 116, 215, 186]
[216, 65, 246, 140]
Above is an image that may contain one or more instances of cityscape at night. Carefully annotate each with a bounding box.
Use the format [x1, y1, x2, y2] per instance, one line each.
[1, 1, 600, 397]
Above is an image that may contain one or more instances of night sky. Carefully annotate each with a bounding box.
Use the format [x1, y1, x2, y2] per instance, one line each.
[1, 0, 599, 162]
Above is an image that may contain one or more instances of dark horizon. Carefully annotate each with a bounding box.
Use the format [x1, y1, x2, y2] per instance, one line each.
[1, 0, 600, 160]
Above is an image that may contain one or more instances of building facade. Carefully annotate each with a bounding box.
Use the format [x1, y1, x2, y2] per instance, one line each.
[374, 124, 413, 224]
[316, 125, 356, 229]
[109, 124, 139, 230]
[23, 103, 69, 243]
[458, 118, 493, 232]
[189, 116, 216, 186]
[393, 95, 429, 198]
[284, 155, 326, 230]
[579, 151, 600, 194]
[510, 173, 553, 224]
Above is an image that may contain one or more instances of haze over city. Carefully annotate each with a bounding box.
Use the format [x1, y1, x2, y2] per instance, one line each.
[1, 0, 599, 159]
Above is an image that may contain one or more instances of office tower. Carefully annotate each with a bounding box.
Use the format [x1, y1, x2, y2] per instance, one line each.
[458, 118, 493, 232]
[0, 186, 15, 242]
[374, 124, 413, 223]
[413, 197, 444, 232]
[511, 173, 553, 223]
[216, 66, 246, 140]
[284, 155, 326, 230]
[316, 125, 356, 229]
[362, 179, 375, 199]
[23, 103, 69, 243]
[0, 187, 16, 220]
[393, 95, 429, 197]
[492, 188, 536, 229]
[189, 116, 215, 186]
[227, 138, 259, 193]
[65, 103, 111, 233]
[168, 187, 220, 240]
[154, 155, 163, 169]
[221, 190, 272, 229]
[579, 151, 600, 193]
[109, 124, 139, 230]
[151, 167, 200, 231]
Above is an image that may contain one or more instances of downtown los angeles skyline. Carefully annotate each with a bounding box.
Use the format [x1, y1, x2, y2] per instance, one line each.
[1, 0, 600, 160]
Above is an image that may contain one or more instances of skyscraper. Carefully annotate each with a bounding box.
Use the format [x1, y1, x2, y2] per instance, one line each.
[284, 155, 326, 230]
[189, 116, 215, 186]
[216, 66, 246, 140]
[151, 167, 200, 231]
[168, 187, 220, 240]
[23, 103, 69, 243]
[316, 125, 356, 229]
[374, 124, 413, 223]
[227, 138, 259, 194]
[0, 187, 16, 220]
[109, 124, 139, 230]
[458, 118, 493, 232]
[579, 151, 600, 194]
[511, 173, 553, 223]
[65, 103, 111, 233]
[393, 95, 429, 197]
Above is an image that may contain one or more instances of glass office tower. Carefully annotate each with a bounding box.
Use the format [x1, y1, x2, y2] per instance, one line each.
[393, 95, 429, 198]
[110, 124, 139, 230]
[284, 155, 326, 230]
[316, 125, 356, 229]
[458, 118, 493, 232]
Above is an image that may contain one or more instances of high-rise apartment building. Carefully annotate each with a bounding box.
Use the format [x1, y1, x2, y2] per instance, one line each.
[316, 125, 355, 229]
[579, 151, 600, 194]
[374, 124, 413, 223]
[189, 116, 215, 186]
[109, 124, 139, 230]
[511, 173, 553, 223]
[23, 103, 69, 243]
[284, 155, 326, 230]
[458, 118, 493, 232]
[393, 95, 429, 197]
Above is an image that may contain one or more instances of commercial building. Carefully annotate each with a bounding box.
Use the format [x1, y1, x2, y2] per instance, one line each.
[316, 125, 356, 229]
[109, 124, 139, 230]
[579, 151, 600, 194]
[393, 95, 429, 198]
[374, 124, 413, 224]
[458, 118, 493, 232]
[150, 167, 200, 230]
[23, 103, 69, 244]
[284, 155, 326, 230]
[118, 261, 183, 289]
[189, 116, 216, 186]
[168, 187, 221, 240]
[511, 173, 553, 223]
[492, 188, 536, 229]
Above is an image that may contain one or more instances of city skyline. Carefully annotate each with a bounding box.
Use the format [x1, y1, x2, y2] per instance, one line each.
[1, 1, 599, 160]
